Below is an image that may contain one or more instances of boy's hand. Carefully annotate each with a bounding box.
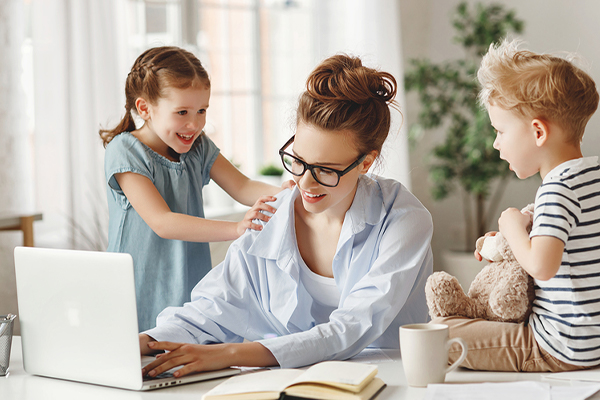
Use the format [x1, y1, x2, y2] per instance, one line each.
[474, 231, 497, 261]
[498, 207, 531, 238]
[236, 195, 277, 236]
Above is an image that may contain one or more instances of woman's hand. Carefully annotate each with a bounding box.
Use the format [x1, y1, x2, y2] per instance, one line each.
[141, 341, 278, 378]
[236, 195, 277, 236]
[139, 333, 158, 355]
[473, 231, 497, 261]
[142, 341, 233, 378]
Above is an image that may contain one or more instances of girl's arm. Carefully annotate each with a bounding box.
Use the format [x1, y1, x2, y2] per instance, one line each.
[210, 154, 289, 206]
[115, 172, 275, 241]
[498, 207, 564, 281]
[141, 339, 278, 377]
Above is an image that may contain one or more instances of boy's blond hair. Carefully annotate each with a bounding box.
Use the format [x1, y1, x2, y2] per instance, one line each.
[478, 39, 599, 144]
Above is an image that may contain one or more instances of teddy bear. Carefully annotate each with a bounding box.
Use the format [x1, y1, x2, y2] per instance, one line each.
[425, 204, 535, 323]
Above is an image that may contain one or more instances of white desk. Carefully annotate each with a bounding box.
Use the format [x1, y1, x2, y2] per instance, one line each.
[0, 336, 589, 400]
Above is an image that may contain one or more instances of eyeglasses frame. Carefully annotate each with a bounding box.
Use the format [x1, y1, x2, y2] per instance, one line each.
[278, 135, 367, 188]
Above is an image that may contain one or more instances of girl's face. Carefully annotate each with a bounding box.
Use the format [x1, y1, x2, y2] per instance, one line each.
[290, 122, 375, 218]
[141, 85, 210, 156]
[489, 104, 540, 179]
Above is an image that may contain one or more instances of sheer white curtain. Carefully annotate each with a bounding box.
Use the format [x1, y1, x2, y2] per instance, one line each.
[0, 0, 32, 336]
[31, 0, 128, 250]
[314, 0, 411, 189]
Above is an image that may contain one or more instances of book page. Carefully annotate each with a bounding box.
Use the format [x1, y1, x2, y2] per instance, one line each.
[289, 361, 378, 392]
[543, 367, 600, 382]
[202, 369, 303, 399]
[285, 377, 386, 400]
[424, 381, 600, 400]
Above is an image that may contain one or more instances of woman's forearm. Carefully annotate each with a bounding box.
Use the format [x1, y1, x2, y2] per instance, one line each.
[227, 341, 279, 368]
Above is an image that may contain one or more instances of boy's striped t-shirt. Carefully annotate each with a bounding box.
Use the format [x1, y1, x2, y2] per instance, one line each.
[529, 156, 600, 366]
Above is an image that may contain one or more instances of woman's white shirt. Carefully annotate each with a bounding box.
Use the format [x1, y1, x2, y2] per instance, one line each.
[144, 174, 433, 368]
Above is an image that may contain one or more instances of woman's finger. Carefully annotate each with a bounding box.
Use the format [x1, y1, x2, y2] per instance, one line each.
[148, 341, 181, 351]
[147, 354, 190, 377]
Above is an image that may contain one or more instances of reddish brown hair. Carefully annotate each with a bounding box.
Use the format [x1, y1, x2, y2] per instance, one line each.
[297, 54, 398, 157]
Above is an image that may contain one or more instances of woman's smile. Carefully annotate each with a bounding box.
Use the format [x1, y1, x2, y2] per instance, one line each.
[301, 189, 326, 203]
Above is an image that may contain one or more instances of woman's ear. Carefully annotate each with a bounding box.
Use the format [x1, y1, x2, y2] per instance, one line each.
[135, 98, 150, 120]
[532, 118, 549, 147]
[359, 150, 379, 174]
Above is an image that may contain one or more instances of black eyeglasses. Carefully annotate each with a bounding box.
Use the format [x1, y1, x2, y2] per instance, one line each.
[278, 135, 367, 187]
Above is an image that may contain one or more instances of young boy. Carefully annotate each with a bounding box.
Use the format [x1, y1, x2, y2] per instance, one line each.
[433, 39, 600, 372]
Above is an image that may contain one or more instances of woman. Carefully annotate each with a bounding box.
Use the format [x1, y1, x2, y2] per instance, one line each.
[140, 54, 433, 378]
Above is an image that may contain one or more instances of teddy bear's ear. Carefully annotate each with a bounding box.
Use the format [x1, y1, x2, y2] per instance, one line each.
[520, 203, 535, 217]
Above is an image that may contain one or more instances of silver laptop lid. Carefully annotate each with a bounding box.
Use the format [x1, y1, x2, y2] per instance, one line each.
[14, 247, 144, 390]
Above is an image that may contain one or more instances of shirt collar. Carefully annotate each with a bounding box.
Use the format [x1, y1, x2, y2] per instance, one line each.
[247, 175, 387, 261]
[246, 187, 298, 263]
[543, 156, 599, 182]
[345, 175, 387, 235]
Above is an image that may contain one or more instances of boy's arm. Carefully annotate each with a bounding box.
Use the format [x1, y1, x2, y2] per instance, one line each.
[210, 153, 287, 206]
[499, 207, 564, 281]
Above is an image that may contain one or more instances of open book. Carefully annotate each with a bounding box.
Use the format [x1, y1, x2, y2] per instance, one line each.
[201, 361, 386, 400]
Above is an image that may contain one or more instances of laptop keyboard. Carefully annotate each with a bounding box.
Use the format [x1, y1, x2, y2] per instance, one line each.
[143, 371, 174, 381]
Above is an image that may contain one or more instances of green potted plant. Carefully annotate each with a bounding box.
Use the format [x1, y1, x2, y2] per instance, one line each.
[259, 163, 284, 177]
[258, 163, 284, 186]
[405, 2, 524, 252]
[405, 2, 524, 288]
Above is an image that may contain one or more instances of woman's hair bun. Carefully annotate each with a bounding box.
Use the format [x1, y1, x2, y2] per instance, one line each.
[306, 54, 397, 105]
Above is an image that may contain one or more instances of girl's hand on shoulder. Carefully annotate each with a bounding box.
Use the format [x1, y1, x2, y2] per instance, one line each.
[142, 341, 232, 378]
[281, 179, 296, 191]
[237, 195, 277, 236]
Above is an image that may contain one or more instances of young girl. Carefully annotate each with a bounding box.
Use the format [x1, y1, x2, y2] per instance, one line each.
[139, 54, 433, 376]
[100, 46, 289, 332]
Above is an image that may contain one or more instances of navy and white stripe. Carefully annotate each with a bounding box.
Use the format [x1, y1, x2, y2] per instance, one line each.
[530, 157, 600, 366]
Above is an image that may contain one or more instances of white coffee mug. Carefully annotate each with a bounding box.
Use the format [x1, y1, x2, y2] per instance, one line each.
[400, 323, 468, 387]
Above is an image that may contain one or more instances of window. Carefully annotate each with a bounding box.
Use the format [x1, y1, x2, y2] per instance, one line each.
[125, 0, 315, 178]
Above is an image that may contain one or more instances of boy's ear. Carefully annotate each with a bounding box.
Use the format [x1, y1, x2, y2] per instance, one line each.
[135, 98, 150, 120]
[531, 118, 549, 147]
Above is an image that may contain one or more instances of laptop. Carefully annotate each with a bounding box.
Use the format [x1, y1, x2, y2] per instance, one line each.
[13, 246, 240, 391]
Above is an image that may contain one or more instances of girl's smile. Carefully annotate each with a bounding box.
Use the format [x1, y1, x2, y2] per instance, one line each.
[135, 85, 210, 160]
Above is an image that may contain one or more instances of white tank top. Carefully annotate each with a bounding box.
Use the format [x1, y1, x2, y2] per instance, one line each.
[298, 259, 340, 323]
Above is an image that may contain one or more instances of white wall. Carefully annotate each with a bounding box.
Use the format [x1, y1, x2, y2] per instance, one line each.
[400, 0, 600, 271]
